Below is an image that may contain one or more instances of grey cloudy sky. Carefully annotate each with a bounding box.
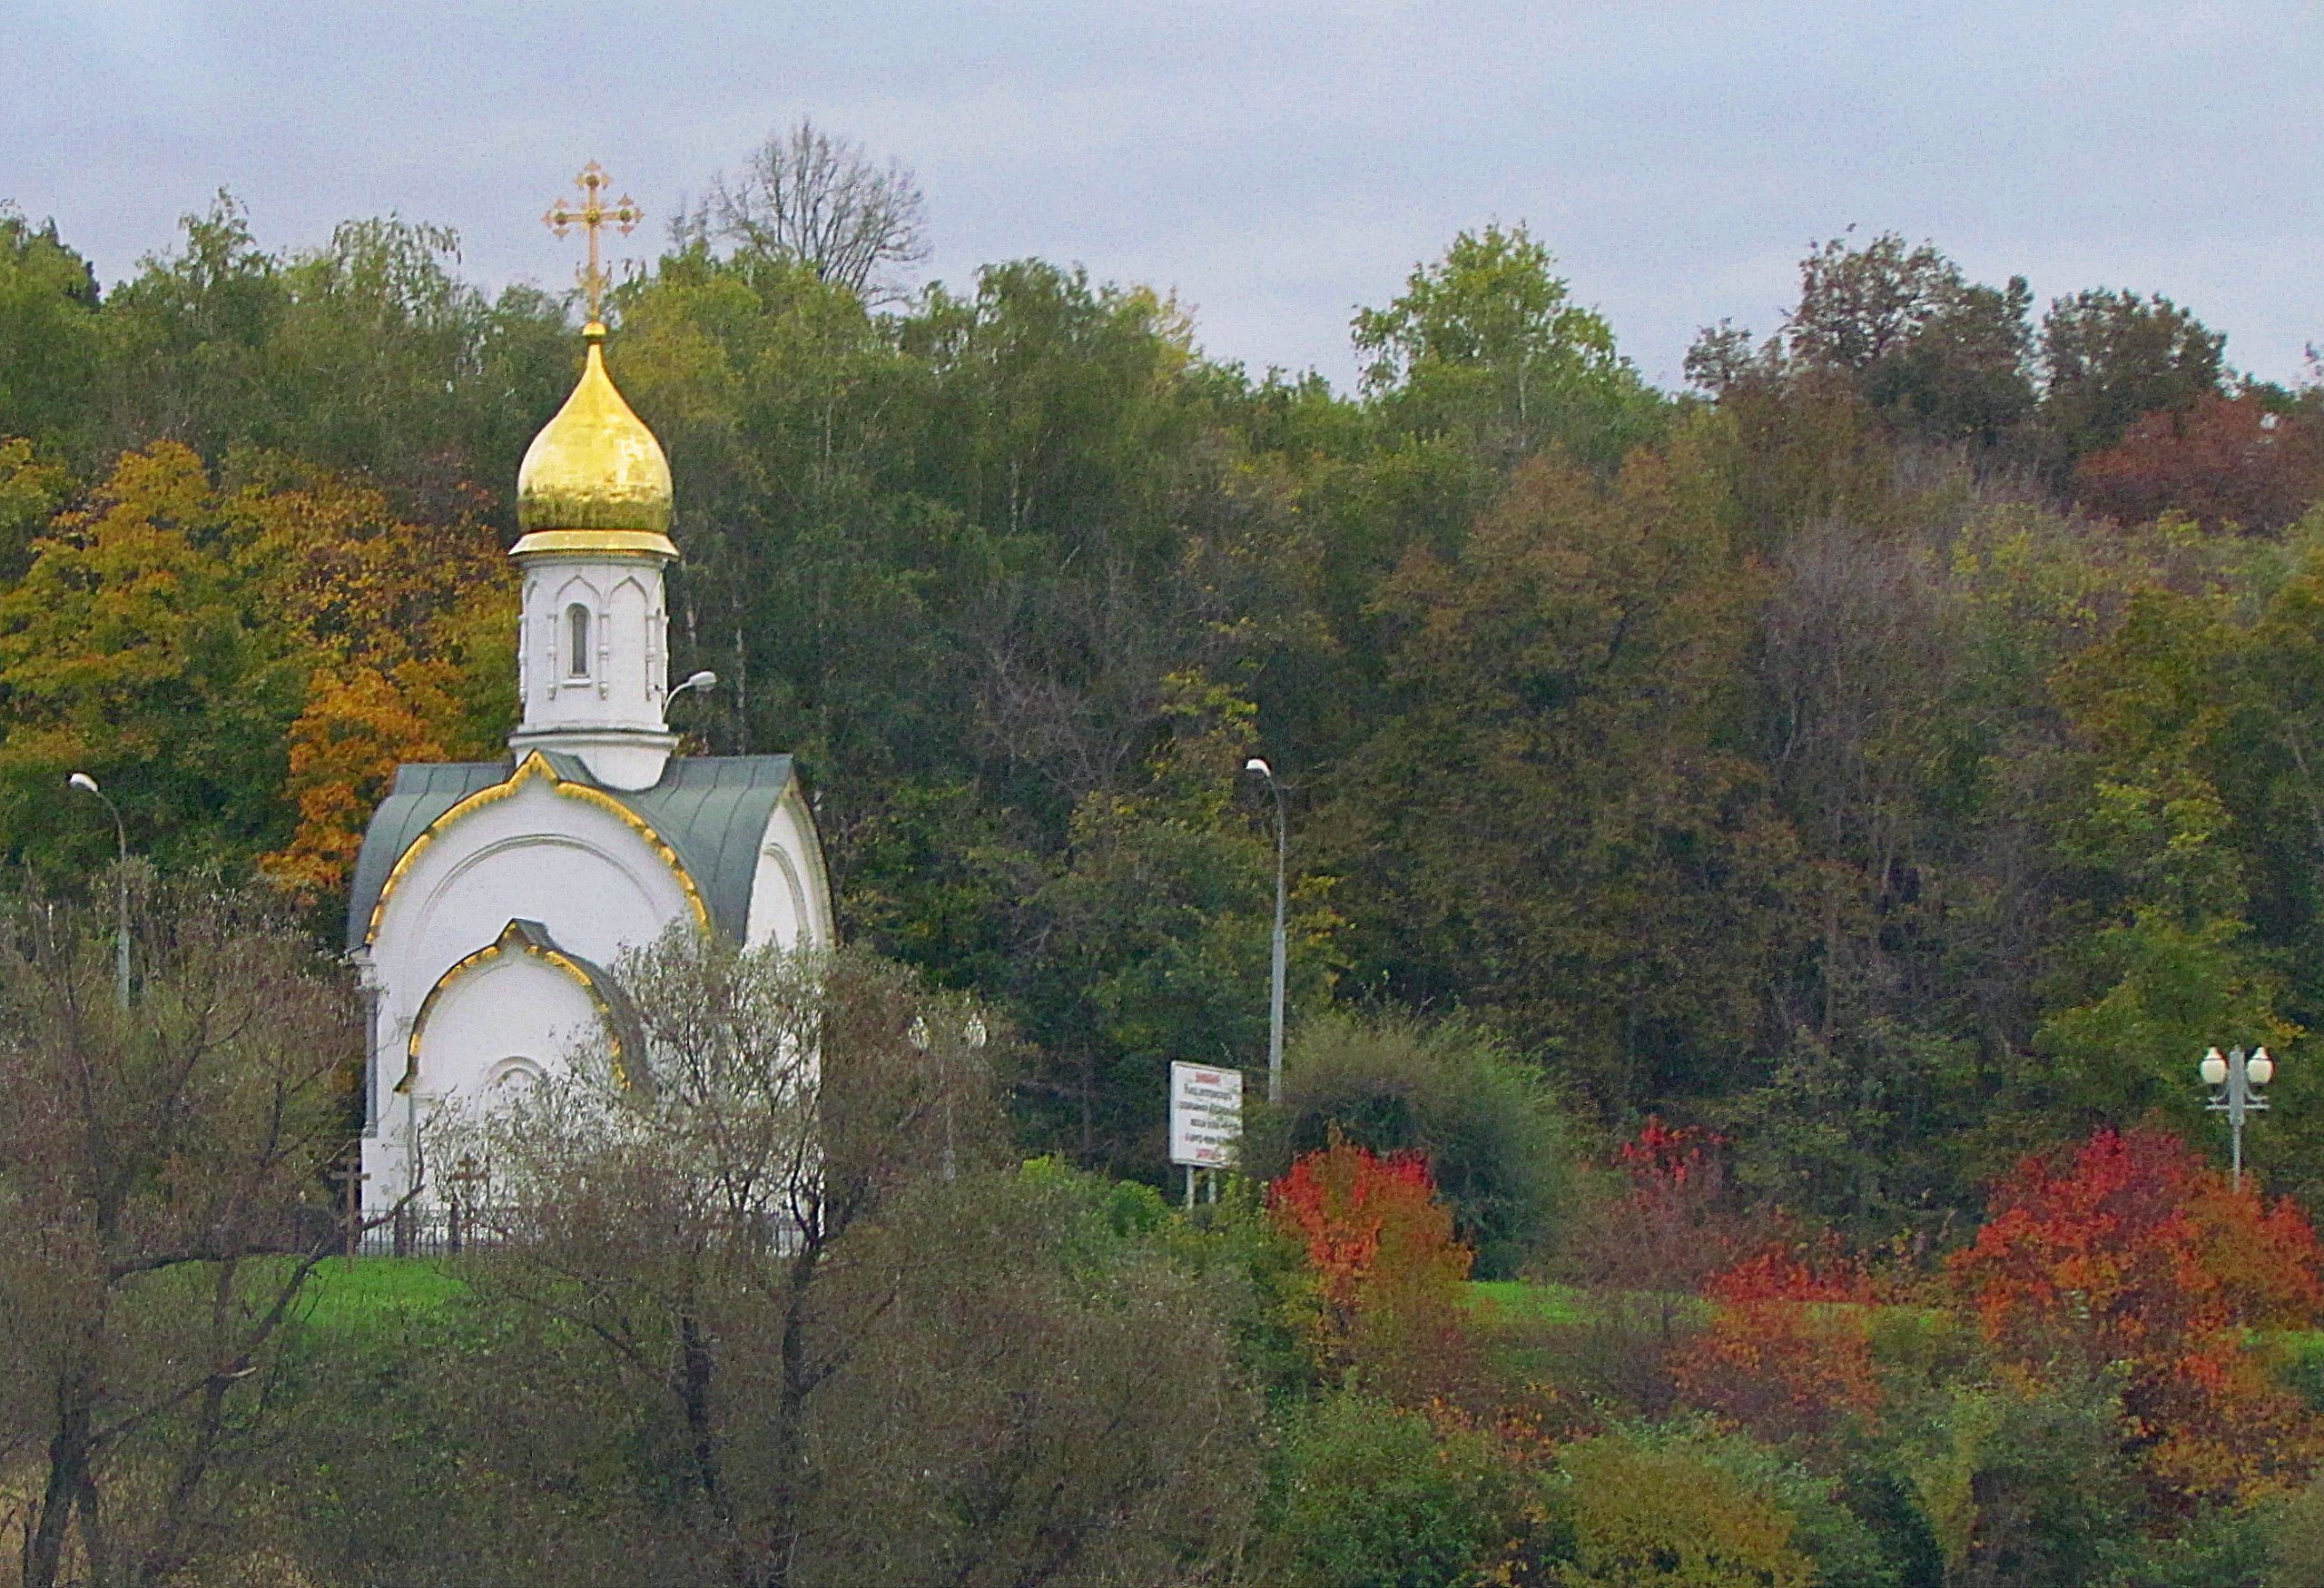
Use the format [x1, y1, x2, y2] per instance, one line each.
[5, 1, 2318, 390]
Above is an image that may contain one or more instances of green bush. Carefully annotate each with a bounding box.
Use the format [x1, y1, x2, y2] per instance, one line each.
[1544, 1422, 1895, 1588]
[1243, 1012, 1571, 1277]
[1883, 1376, 2140, 1588]
[1263, 1393, 1528, 1588]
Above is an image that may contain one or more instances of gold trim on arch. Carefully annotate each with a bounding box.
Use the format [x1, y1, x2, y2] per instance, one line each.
[398, 921, 632, 1092]
[365, 751, 710, 943]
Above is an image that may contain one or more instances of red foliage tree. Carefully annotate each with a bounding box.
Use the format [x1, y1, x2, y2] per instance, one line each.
[1952, 1126, 2324, 1502]
[2074, 392, 2324, 532]
[1269, 1138, 1476, 1404]
[1672, 1237, 1883, 1445]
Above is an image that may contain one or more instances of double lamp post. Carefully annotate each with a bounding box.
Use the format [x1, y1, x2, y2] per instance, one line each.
[2199, 1043, 2275, 1191]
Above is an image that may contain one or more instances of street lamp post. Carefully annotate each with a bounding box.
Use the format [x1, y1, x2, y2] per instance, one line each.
[909, 1010, 988, 1181]
[66, 772, 130, 1011]
[2200, 1044, 2276, 1191]
[1244, 757, 1288, 1104]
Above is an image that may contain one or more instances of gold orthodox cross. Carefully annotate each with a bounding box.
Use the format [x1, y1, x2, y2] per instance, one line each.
[543, 161, 642, 326]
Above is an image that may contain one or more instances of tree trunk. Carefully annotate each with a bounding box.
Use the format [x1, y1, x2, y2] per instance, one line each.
[25, 1359, 96, 1588]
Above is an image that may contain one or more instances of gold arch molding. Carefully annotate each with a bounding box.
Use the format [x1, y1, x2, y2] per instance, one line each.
[366, 751, 709, 944]
[397, 919, 634, 1093]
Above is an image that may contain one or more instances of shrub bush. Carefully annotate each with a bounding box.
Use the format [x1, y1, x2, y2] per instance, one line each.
[1545, 1421, 1892, 1588]
[1243, 1012, 1571, 1277]
[1262, 1393, 1529, 1588]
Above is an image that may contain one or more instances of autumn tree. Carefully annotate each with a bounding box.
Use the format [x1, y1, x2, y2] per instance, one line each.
[1326, 440, 1792, 1110]
[1951, 1126, 2324, 1504]
[2073, 392, 2324, 531]
[1550, 1120, 1752, 1415]
[0, 443, 513, 893]
[0, 442, 304, 875]
[244, 460, 513, 895]
[1693, 232, 2035, 449]
[1268, 1139, 1477, 1405]
[1246, 1011, 1572, 1278]
[1671, 1238, 1884, 1446]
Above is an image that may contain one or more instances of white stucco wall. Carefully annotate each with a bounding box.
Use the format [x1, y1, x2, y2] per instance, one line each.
[745, 785, 837, 952]
[359, 756, 837, 1213]
[364, 948, 603, 1208]
[361, 770, 699, 1209]
[520, 557, 671, 735]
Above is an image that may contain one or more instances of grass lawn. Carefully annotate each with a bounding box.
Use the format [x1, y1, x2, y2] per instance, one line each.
[1468, 1279, 1588, 1326]
[296, 1257, 466, 1332]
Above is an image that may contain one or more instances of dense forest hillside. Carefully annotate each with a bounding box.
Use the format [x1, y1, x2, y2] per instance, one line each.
[2, 155, 2320, 1227]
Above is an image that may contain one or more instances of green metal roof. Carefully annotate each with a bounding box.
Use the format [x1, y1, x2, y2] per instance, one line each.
[346, 752, 801, 952]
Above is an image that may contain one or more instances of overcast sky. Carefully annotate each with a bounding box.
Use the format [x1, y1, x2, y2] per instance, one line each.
[6, 1, 2318, 391]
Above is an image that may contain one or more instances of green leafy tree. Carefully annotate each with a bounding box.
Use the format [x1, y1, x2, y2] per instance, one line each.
[1545, 1422, 1892, 1588]
[1245, 1011, 1572, 1277]
[1354, 222, 1663, 470]
[0, 206, 102, 455]
[2039, 289, 2225, 464]
[1018, 674, 1337, 1169]
[102, 198, 570, 514]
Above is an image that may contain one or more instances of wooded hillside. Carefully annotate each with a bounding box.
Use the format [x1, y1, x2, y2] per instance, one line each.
[3, 153, 2320, 1221]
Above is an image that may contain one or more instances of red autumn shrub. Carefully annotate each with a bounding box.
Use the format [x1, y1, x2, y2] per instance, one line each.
[1569, 1118, 1747, 1296]
[1952, 1126, 2324, 1502]
[1547, 1119, 1751, 1420]
[2074, 392, 2324, 532]
[1671, 1237, 1883, 1445]
[1269, 1138, 1475, 1404]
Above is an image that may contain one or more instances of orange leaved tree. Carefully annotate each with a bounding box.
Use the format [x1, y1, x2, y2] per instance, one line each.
[1269, 1139, 1475, 1404]
[1951, 1125, 2324, 1503]
[248, 467, 513, 894]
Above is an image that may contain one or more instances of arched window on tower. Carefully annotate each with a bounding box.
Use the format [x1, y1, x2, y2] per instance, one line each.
[566, 604, 591, 678]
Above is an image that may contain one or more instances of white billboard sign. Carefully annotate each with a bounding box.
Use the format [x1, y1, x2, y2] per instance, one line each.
[1169, 1062, 1244, 1168]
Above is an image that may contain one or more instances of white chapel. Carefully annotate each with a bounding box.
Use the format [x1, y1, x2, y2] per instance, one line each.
[348, 291, 834, 1212]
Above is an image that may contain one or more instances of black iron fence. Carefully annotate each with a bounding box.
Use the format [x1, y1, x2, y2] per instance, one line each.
[347, 1203, 808, 1258]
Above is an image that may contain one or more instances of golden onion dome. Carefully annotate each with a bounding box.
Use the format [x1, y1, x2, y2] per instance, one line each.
[513, 322, 676, 556]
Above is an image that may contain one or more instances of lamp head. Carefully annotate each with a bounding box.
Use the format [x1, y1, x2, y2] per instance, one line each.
[2250, 1048, 2276, 1086]
[2201, 1048, 2230, 1087]
[67, 772, 99, 795]
[671, 669, 717, 698]
[1244, 757, 1272, 779]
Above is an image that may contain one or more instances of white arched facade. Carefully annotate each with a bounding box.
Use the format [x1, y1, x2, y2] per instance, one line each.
[744, 785, 837, 951]
[354, 752, 832, 1213]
